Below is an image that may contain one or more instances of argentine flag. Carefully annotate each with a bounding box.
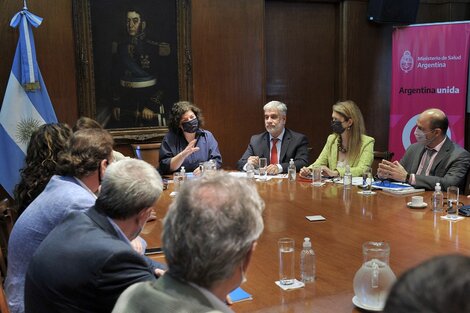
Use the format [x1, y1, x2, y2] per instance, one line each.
[0, 7, 57, 197]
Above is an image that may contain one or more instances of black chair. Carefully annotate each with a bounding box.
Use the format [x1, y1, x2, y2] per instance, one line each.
[0, 198, 15, 313]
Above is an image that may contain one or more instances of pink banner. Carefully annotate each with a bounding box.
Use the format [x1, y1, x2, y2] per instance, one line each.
[389, 22, 470, 160]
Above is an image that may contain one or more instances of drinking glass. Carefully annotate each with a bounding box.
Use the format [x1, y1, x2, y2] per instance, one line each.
[278, 238, 295, 285]
[311, 166, 322, 186]
[362, 167, 373, 194]
[259, 158, 267, 180]
[446, 186, 459, 219]
[173, 172, 184, 192]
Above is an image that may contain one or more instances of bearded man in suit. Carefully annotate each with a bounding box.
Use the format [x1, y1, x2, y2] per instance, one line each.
[237, 101, 309, 174]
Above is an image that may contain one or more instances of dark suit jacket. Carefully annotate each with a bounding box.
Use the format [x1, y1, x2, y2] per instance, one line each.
[113, 274, 226, 313]
[236, 128, 309, 172]
[400, 137, 470, 191]
[24, 207, 156, 313]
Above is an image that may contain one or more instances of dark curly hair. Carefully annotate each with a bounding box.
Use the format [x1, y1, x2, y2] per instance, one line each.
[168, 101, 204, 134]
[14, 123, 73, 216]
[56, 128, 114, 178]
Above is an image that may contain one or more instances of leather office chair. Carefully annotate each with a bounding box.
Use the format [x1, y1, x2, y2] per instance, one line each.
[0, 198, 15, 313]
[372, 151, 394, 176]
[131, 143, 161, 169]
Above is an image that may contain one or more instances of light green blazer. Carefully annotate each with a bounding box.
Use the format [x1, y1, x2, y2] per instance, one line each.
[309, 134, 375, 177]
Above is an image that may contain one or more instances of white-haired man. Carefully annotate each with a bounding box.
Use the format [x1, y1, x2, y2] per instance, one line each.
[113, 172, 265, 313]
[237, 101, 309, 174]
[24, 159, 164, 313]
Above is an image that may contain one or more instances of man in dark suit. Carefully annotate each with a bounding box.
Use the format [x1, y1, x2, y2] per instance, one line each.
[112, 172, 265, 313]
[237, 101, 309, 174]
[24, 159, 164, 313]
[378, 108, 470, 191]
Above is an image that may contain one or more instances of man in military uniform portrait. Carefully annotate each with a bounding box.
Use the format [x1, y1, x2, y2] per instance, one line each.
[110, 8, 170, 128]
[90, 1, 179, 129]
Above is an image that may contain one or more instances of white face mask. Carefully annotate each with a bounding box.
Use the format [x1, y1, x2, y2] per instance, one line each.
[414, 128, 436, 146]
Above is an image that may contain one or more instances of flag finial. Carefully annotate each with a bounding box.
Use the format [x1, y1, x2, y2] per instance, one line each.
[23, 0, 28, 10]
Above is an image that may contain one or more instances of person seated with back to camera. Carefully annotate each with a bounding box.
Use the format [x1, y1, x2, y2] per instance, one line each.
[236, 100, 309, 174]
[159, 101, 222, 176]
[73, 116, 127, 162]
[6, 129, 163, 313]
[377, 108, 470, 191]
[300, 100, 374, 178]
[383, 254, 470, 313]
[14, 123, 73, 217]
[6, 128, 114, 313]
[24, 159, 165, 313]
[112, 172, 265, 313]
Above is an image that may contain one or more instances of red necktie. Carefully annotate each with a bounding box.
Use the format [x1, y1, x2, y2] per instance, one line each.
[270, 138, 279, 165]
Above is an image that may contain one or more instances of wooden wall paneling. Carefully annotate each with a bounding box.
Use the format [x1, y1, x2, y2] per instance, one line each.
[417, 2, 470, 23]
[34, 0, 78, 127]
[449, 3, 470, 21]
[265, 1, 338, 161]
[0, 1, 18, 104]
[191, 0, 265, 169]
[417, 3, 452, 22]
[339, 0, 392, 152]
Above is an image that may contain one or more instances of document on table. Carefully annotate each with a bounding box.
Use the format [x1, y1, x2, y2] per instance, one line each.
[332, 177, 364, 185]
[229, 171, 288, 179]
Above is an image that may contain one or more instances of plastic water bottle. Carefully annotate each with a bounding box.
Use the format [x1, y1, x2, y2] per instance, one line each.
[432, 182, 443, 212]
[180, 166, 186, 182]
[288, 158, 296, 181]
[343, 164, 352, 189]
[300, 237, 315, 283]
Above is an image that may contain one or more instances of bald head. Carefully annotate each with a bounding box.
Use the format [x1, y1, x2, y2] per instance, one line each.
[418, 108, 448, 135]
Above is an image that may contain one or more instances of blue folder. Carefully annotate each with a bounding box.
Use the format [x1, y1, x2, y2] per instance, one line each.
[228, 287, 253, 303]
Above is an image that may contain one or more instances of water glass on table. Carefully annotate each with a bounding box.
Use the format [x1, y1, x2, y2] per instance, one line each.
[173, 172, 184, 192]
[446, 186, 459, 219]
[311, 166, 322, 186]
[362, 167, 373, 194]
[259, 158, 267, 180]
[278, 238, 295, 285]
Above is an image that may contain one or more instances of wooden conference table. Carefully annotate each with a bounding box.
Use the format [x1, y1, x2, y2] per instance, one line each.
[141, 175, 470, 313]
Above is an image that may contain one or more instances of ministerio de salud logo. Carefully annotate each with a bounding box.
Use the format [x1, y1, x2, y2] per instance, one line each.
[400, 50, 414, 73]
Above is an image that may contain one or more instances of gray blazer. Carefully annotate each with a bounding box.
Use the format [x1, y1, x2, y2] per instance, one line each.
[113, 274, 226, 313]
[400, 137, 470, 191]
[236, 128, 309, 172]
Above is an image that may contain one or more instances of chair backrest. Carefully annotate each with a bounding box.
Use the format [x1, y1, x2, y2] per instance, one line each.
[372, 151, 394, 176]
[0, 274, 8, 313]
[0, 198, 15, 313]
[131, 143, 161, 169]
[464, 167, 470, 195]
[0, 199, 15, 275]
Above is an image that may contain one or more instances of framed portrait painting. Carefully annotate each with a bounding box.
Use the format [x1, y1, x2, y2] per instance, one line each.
[73, 0, 192, 142]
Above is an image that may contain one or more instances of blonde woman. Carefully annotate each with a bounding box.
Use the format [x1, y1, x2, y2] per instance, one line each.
[300, 100, 374, 178]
